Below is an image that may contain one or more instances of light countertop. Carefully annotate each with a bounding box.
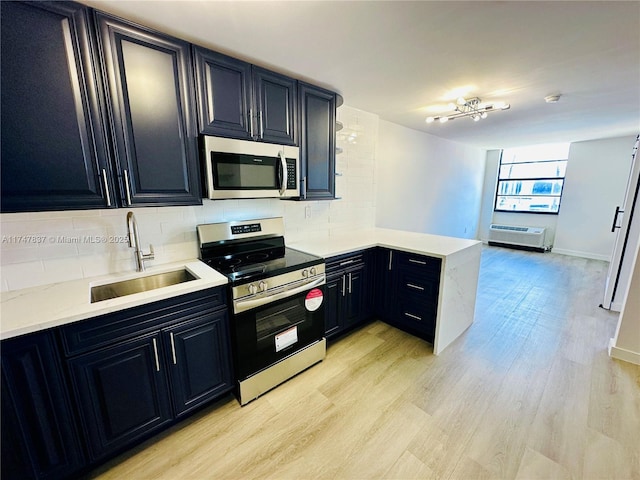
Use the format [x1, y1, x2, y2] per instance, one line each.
[1, 228, 480, 342]
[0, 259, 227, 340]
[290, 228, 480, 259]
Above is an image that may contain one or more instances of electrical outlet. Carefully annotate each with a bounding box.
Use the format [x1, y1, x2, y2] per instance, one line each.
[305, 206, 312, 219]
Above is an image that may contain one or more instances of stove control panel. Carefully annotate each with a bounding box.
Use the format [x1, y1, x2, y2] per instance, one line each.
[233, 263, 326, 301]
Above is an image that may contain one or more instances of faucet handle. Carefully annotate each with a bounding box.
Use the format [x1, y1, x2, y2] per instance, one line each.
[144, 244, 155, 260]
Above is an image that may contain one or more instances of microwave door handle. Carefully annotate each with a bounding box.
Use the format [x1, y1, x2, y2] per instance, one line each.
[278, 150, 287, 196]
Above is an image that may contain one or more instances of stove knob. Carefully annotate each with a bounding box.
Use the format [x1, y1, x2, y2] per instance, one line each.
[302, 269, 309, 278]
[258, 281, 267, 292]
[310, 267, 317, 276]
[248, 284, 257, 295]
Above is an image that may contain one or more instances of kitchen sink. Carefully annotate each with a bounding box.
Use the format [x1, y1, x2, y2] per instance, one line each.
[91, 268, 198, 303]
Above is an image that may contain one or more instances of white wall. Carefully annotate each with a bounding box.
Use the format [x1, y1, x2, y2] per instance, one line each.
[0, 106, 378, 292]
[478, 135, 636, 258]
[375, 120, 486, 238]
[554, 136, 636, 260]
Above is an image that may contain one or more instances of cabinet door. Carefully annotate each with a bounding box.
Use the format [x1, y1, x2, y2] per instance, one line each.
[375, 248, 396, 319]
[68, 332, 172, 461]
[193, 46, 252, 139]
[96, 13, 201, 206]
[1, 1, 113, 213]
[345, 267, 365, 326]
[1, 331, 84, 480]
[164, 310, 233, 417]
[299, 82, 336, 200]
[324, 273, 344, 338]
[252, 67, 297, 145]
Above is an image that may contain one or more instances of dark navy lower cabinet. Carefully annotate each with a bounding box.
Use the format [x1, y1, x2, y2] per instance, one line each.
[164, 311, 233, 417]
[324, 250, 373, 339]
[1, 330, 84, 480]
[67, 332, 173, 461]
[61, 287, 233, 466]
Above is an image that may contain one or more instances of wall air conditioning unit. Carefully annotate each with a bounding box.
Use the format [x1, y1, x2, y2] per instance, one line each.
[488, 224, 547, 252]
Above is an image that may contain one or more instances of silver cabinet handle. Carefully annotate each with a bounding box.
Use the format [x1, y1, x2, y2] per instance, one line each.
[170, 332, 177, 365]
[348, 272, 352, 294]
[278, 150, 287, 196]
[259, 110, 264, 139]
[123, 169, 132, 206]
[342, 274, 346, 297]
[301, 176, 307, 199]
[407, 283, 424, 291]
[249, 108, 254, 138]
[388, 251, 393, 271]
[152, 338, 160, 372]
[409, 259, 427, 265]
[101, 169, 112, 207]
[340, 259, 355, 266]
[405, 312, 422, 321]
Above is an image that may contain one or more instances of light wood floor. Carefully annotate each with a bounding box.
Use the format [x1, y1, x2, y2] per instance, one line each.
[89, 246, 640, 480]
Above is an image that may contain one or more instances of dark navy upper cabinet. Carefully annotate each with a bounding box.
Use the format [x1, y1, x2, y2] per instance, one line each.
[298, 82, 336, 200]
[1, 330, 84, 480]
[95, 13, 201, 207]
[252, 67, 298, 145]
[193, 46, 298, 145]
[192, 47, 253, 140]
[0, 1, 114, 213]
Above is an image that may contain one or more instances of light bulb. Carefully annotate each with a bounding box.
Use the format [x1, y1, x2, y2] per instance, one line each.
[473, 115, 481, 122]
[426, 117, 435, 124]
[439, 117, 449, 123]
[481, 112, 488, 119]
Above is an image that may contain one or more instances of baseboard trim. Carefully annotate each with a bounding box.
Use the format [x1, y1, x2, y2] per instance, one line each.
[551, 248, 610, 261]
[608, 338, 640, 365]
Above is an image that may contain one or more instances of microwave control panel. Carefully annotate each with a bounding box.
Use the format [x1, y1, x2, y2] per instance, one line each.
[287, 159, 297, 189]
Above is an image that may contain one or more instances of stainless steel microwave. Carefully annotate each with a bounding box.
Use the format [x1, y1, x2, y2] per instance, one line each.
[202, 136, 299, 200]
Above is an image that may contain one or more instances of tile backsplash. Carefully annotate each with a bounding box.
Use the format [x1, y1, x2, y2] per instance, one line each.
[0, 106, 378, 292]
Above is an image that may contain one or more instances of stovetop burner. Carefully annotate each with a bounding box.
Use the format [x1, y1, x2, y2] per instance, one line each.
[197, 218, 323, 285]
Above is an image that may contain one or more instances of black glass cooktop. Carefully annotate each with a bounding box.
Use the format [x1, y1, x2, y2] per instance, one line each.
[202, 246, 323, 284]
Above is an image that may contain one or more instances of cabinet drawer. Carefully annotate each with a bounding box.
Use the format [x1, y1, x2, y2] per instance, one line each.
[396, 268, 439, 302]
[60, 288, 226, 356]
[326, 251, 366, 275]
[395, 252, 441, 277]
[395, 296, 436, 338]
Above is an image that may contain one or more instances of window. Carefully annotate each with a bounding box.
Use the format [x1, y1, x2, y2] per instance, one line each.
[495, 143, 570, 214]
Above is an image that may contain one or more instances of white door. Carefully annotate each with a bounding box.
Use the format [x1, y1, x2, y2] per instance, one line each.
[603, 135, 640, 310]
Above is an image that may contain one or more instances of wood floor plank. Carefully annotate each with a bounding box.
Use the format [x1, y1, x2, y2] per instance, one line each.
[89, 247, 640, 480]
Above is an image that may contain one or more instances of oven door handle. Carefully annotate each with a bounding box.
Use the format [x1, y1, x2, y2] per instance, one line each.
[234, 276, 326, 314]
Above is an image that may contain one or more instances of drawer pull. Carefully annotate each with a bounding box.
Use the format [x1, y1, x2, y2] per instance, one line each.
[340, 259, 355, 266]
[152, 338, 160, 372]
[348, 272, 352, 294]
[342, 275, 346, 297]
[388, 251, 393, 271]
[407, 283, 424, 291]
[404, 312, 422, 321]
[409, 259, 427, 265]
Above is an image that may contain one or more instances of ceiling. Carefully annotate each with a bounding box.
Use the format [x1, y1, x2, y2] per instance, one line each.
[81, 0, 640, 150]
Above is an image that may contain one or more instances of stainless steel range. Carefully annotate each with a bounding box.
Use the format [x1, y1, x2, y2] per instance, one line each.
[197, 217, 326, 405]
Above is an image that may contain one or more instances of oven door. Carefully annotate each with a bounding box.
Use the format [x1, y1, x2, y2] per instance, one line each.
[232, 281, 325, 381]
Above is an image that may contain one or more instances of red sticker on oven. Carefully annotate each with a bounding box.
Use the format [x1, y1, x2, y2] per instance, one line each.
[305, 288, 323, 311]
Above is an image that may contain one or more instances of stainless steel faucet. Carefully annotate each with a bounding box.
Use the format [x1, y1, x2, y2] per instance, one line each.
[126, 211, 154, 272]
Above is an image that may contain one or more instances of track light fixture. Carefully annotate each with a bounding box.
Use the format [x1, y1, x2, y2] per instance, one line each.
[426, 97, 510, 124]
